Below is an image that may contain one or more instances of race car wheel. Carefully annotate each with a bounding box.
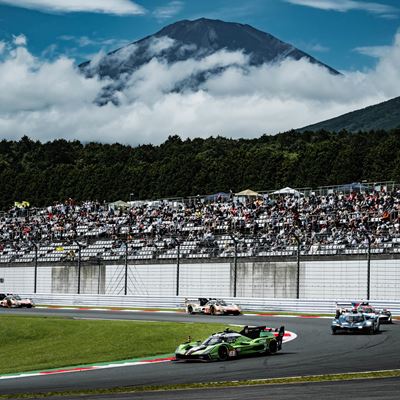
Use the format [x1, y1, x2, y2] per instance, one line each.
[218, 345, 229, 361]
[187, 306, 193, 314]
[268, 340, 278, 354]
[331, 329, 337, 335]
[27, 304, 32, 309]
[210, 306, 216, 315]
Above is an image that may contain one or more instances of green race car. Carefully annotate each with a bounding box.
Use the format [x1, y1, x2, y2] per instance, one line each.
[175, 325, 284, 361]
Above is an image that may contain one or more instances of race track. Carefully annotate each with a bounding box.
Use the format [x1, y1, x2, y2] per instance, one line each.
[0, 308, 399, 396]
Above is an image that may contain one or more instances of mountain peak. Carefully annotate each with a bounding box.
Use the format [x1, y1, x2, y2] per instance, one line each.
[80, 18, 339, 103]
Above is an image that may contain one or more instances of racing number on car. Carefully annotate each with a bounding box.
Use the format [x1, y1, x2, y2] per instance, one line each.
[229, 350, 237, 357]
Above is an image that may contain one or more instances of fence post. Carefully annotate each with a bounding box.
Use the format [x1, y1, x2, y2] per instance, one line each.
[175, 239, 180, 296]
[230, 234, 238, 297]
[365, 233, 371, 300]
[33, 242, 38, 293]
[292, 231, 301, 299]
[74, 241, 82, 294]
[124, 241, 128, 296]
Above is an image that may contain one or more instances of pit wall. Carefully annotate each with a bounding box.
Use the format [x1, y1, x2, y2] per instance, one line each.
[0, 258, 399, 300]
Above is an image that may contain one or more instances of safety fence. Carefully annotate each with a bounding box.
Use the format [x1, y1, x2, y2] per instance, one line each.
[20, 294, 400, 316]
[2, 256, 400, 301]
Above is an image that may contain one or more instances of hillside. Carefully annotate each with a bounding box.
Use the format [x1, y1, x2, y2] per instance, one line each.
[299, 96, 400, 132]
[1, 130, 400, 210]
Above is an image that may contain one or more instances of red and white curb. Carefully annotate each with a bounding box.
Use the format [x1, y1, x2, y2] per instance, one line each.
[0, 356, 174, 381]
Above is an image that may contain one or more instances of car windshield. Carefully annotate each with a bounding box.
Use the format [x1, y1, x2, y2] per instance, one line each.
[343, 315, 364, 323]
[202, 336, 223, 346]
[14, 295, 21, 300]
[217, 300, 227, 306]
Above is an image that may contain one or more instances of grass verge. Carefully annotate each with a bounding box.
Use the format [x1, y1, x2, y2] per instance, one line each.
[0, 315, 227, 375]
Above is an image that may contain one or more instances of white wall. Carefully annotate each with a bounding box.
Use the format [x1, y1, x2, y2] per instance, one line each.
[0, 266, 34, 293]
[370, 260, 400, 300]
[179, 262, 231, 297]
[105, 264, 177, 296]
[127, 264, 176, 296]
[301, 260, 367, 299]
[1, 258, 400, 300]
[237, 261, 297, 298]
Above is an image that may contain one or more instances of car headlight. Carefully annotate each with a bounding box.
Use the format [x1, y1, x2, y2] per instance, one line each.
[365, 321, 372, 326]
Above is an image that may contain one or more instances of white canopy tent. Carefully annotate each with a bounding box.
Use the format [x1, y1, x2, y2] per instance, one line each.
[272, 187, 304, 197]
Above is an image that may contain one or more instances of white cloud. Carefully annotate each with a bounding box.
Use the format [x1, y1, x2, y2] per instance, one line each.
[284, 0, 398, 17]
[13, 34, 27, 46]
[59, 35, 131, 50]
[354, 45, 392, 58]
[153, 1, 184, 21]
[0, 41, 5, 54]
[0, 0, 145, 15]
[0, 33, 399, 145]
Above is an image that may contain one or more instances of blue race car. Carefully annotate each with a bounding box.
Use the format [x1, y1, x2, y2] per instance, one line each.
[331, 312, 380, 335]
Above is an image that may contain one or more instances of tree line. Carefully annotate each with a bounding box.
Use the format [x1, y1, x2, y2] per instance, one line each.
[1, 129, 399, 210]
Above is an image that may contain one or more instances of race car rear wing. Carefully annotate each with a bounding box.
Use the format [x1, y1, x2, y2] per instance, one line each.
[184, 297, 210, 306]
[240, 325, 285, 348]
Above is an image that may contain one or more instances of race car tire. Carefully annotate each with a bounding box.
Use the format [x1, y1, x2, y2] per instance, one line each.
[268, 340, 278, 354]
[27, 304, 32, 309]
[218, 345, 229, 361]
[210, 306, 216, 315]
[331, 329, 337, 335]
[187, 306, 193, 314]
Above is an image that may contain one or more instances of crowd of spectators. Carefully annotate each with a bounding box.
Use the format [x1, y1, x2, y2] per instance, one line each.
[1, 187, 400, 260]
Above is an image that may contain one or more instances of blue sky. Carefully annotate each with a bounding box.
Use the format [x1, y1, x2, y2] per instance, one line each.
[0, 0, 398, 71]
[0, 0, 399, 145]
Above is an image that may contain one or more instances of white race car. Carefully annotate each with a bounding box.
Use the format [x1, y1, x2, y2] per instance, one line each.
[0, 294, 35, 308]
[185, 298, 241, 315]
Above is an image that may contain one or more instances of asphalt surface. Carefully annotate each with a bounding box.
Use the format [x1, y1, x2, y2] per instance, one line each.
[0, 308, 399, 396]
[23, 377, 400, 400]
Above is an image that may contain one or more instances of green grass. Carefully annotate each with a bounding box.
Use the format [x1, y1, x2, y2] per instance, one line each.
[0, 316, 227, 375]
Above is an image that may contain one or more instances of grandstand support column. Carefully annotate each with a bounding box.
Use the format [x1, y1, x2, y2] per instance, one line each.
[33, 242, 38, 294]
[74, 241, 83, 295]
[230, 234, 238, 298]
[364, 232, 372, 300]
[174, 238, 181, 296]
[292, 231, 301, 299]
[124, 241, 128, 296]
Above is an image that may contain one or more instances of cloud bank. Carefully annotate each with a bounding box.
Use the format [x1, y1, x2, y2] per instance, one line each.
[0, 32, 399, 145]
[284, 0, 398, 18]
[153, 1, 184, 21]
[0, 0, 145, 15]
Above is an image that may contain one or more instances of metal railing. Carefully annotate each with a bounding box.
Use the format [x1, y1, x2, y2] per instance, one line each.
[21, 294, 400, 316]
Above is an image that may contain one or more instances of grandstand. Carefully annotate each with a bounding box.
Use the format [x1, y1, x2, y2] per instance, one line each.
[0, 181, 399, 264]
